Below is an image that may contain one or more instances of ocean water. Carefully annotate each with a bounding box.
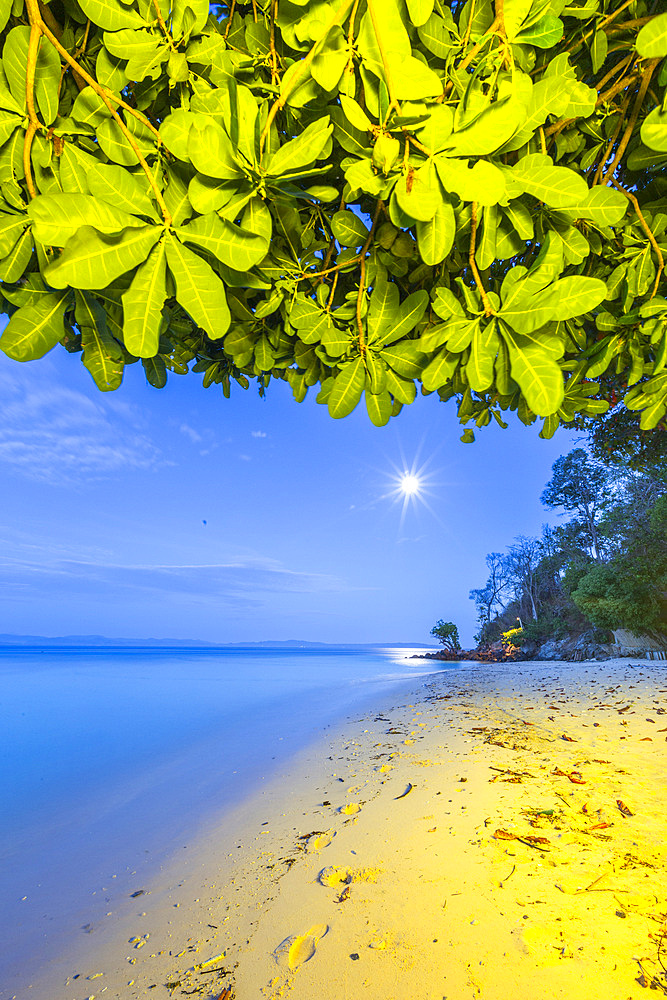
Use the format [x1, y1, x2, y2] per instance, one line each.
[0, 645, 452, 994]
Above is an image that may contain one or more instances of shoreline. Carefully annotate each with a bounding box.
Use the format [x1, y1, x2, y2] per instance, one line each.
[23, 656, 667, 1000]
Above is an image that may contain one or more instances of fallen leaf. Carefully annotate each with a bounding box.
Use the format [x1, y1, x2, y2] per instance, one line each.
[561, 735, 577, 742]
[617, 799, 634, 817]
[493, 829, 516, 840]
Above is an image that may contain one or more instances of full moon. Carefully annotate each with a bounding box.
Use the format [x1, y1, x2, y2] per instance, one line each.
[399, 473, 422, 496]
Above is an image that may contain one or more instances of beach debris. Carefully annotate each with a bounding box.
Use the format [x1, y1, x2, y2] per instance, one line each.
[337, 886, 351, 903]
[192, 953, 226, 972]
[493, 829, 550, 850]
[130, 890, 145, 898]
[349, 953, 360, 961]
[394, 783, 413, 800]
[617, 799, 634, 817]
[560, 735, 577, 742]
[552, 768, 586, 784]
[338, 803, 361, 815]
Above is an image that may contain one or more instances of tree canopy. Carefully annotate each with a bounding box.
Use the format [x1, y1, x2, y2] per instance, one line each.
[0, 0, 666, 437]
[430, 619, 461, 650]
[471, 447, 667, 642]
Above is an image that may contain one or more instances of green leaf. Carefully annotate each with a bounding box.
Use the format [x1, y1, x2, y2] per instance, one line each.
[121, 239, 168, 357]
[97, 115, 154, 167]
[421, 348, 458, 390]
[328, 357, 365, 418]
[142, 355, 167, 388]
[466, 320, 499, 392]
[502, 0, 533, 39]
[385, 367, 416, 403]
[177, 213, 269, 270]
[416, 200, 456, 265]
[406, 0, 434, 27]
[311, 28, 348, 91]
[444, 100, 526, 156]
[541, 275, 607, 320]
[502, 326, 565, 416]
[87, 163, 157, 219]
[0, 212, 28, 257]
[381, 290, 429, 346]
[435, 157, 506, 207]
[76, 290, 124, 391]
[380, 341, 427, 379]
[78, 0, 146, 30]
[367, 276, 398, 341]
[331, 209, 369, 247]
[365, 388, 393, 425]
[266, 117, 333, 176]
[417, 13, 456, 58]
[511, 154, 588, 208]
[0, 108, 21, 146]
[4, 27, 61, 125]
[558, 185, 627, 226]
[393, 171, 439, 222]
[636, 12, 667, 59]
[46, 225, 161, 289]
[189, 119, 243, 180]
[160, 109, 199, 160]
[0, 226, 32, 282]
[0, 290, 69, 361]
[165, 232, 231, 340]
[641, 106, 667, 153]
[515, 15, 563, 47]
[340, 96, 373, 133]
[590, 28, 608, 73]
[0, 0, 11, 33]
[29, 194, 147, 246]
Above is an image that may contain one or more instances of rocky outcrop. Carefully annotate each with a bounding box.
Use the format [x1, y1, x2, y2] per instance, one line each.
[520, 630, 614, 661]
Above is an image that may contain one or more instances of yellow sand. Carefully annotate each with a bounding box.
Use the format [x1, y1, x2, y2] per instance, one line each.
[36, 658, 667, 1000]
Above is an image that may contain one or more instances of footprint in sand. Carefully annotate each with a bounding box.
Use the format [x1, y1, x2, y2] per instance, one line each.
[306, 831, 335, 852]
[338, 802, 361, 815]
[319, 866, 380, 887]
[376, 764, 393, 773]
[274, 924, 329, 971]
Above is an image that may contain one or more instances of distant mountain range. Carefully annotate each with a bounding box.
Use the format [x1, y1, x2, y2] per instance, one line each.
[0, 634, 436, 649]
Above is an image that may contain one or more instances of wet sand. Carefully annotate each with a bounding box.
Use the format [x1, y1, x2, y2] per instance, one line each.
[27, 657, 667, 1000]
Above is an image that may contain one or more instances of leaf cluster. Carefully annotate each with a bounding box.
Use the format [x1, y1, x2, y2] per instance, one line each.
[0, 0, 666, 438]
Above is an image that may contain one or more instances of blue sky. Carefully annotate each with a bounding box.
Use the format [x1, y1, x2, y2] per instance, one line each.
[0, 343, 583, 646]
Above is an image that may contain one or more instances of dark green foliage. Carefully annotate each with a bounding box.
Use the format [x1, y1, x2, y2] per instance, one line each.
[571, 560, 665, 633]
[472, 448, 667, 643]
[0, 0, 666, 439]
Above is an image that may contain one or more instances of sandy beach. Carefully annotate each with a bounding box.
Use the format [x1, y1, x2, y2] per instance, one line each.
[27, 656, 667, 1000]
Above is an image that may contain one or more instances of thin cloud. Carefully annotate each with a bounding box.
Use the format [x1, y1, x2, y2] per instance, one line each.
[180, 423, 203, 444]
[0, 557, 348, 613]
[0, 359, 160, 482]
[251, 430, 267, 438]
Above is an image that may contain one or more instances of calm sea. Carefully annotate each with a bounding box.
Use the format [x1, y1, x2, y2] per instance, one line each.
[0, 645, 452, 995]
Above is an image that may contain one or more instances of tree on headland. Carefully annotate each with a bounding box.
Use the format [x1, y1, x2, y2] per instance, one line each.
[540, 449, 612, 561]
[471, 447, 667, 647]
[0, 0, 665, 443]
[430, 621, 461, 653]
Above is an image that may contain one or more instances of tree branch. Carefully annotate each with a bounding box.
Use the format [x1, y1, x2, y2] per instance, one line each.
[611, 179, 664, 300]
[356, 198, 384, 355]
[469, 202, 495, 317]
